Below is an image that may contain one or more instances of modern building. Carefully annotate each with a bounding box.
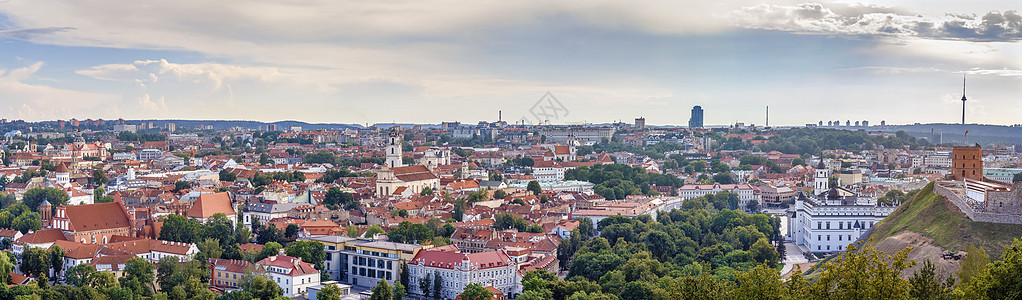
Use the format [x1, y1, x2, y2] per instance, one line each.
[342, 240, 430, 288]
[538, 127, 613, 144]
[689, 106, 704, 128]
[634, 117, 645, 130]
[299, 235, 361, 281]
[407, 246, 522, 299]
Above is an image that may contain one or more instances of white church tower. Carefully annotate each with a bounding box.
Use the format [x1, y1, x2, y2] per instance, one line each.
[814, 158, 830, 192]
[385, 129, 403, 168]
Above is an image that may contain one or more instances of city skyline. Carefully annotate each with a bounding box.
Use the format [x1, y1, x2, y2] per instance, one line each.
[0, 1, 1020, 125]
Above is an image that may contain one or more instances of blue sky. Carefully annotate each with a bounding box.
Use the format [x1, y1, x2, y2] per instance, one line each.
[0, 1, 1019, 126]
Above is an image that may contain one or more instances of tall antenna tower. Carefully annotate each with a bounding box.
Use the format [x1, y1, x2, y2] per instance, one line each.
[961, 74, 967, 125]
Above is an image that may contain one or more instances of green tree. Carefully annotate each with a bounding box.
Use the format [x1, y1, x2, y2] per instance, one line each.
[965, 238, 1022, 299]
[174, 180, 192, 192]
[1014, 172, 1022, 182]
[0, 250, 12, 285]
[219, 169, 238, 181]
[49, 245, 66, 279]
[393, 282, 407, 300]
[318, 283, 342, 300]
[119, 257, 155, 297]
[527, 180, 542, 195]
[240, 271, 283, 299]
[285, 240, 327, 280]
[418, 272, 432, 298]
[957, 245, 990, 287]
[197, 238, 223, 259]
[23, 187, 70, 213]
[908, 260, 952, 300]
[92, 169, 108, 186]
[285, 223, 300, 241]
[811, 240, 912, 299]
[433, 271, 443, 299]
[459, 283, 493, 300]
[20, 246, 50, 277]
[160, 214, 201, 243]
[421, 187, 433, 196]
[370, 279, 393, 300]
[65, 263, 96, 287]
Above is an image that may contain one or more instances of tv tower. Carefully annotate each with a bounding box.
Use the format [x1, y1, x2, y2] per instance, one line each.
[961, 74, 967, 125]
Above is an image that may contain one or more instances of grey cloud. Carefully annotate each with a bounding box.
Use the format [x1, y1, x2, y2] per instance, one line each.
[733, 3, 1022, 42]
[0, 27, 74, 40]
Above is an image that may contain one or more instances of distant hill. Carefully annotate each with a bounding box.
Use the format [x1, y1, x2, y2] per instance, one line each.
[864, 182, 1022, 277]
[873, 123, 1022, 146]
[126, 119, 364, 131]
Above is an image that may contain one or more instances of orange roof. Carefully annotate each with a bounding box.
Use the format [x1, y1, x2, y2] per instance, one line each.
[186, 192, 236, 218]
[62, 202, 131, 232]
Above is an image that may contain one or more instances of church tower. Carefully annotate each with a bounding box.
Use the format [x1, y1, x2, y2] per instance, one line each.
[55, 163, 71, 186]
[385, 129, 403, 168]
[814, 158, 830, 192]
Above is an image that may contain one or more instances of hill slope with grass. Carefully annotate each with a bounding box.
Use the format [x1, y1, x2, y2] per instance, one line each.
[867, 182, 1022, 271]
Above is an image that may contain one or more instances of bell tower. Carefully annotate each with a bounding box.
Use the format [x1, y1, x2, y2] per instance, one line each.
[385, 129, 403, 168]
[814, 158, 830, 192]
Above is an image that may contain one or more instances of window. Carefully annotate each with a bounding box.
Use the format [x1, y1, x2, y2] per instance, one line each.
[827, 235, 830, 241]
[826, 222, 831, 229]
[817, 222, 821, 229]
[839, 223, 843, 229]
[839, 235, 842, 241]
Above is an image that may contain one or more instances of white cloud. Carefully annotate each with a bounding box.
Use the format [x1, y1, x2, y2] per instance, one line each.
[731, 2, 1022, 41]
[0, 62, 116, 120]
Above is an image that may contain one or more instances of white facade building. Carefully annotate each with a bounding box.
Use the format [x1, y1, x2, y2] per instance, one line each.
[407, 246, 522, 299]
[258, 255, 321, 298]
[676, 183, 761, 209]
[788, 165, 896, 254]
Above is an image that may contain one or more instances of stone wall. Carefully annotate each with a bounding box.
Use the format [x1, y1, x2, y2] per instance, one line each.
[934, 182, 1022, 225]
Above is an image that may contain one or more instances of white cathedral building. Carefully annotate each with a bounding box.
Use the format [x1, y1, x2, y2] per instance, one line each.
[788, 161, 896, 254]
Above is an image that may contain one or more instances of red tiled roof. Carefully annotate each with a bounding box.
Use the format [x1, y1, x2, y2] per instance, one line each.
[15, 228, 68, 244]
[62, 202, 131, 232]
[257, 255, 319, 276]
[392, 165, 438, 182]
[187, 192, 236, 218]
[409, 248, 513, 270]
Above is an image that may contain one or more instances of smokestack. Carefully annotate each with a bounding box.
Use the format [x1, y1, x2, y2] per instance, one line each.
[499, 110, 502, 122]
[766, 106, 769, 127]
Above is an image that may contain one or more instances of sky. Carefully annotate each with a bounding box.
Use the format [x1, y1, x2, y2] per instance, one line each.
[0, 0, 1020, 126]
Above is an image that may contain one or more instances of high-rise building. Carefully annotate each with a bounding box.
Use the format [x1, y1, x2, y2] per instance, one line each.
[689, 106, 703, 128]
[634, 117, 645, 130]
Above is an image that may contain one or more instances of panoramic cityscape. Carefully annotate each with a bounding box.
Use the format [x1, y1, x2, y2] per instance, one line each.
[0, 1, 1021, 300]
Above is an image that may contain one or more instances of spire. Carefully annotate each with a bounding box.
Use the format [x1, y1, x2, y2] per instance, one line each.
[961, 74, 967, 125]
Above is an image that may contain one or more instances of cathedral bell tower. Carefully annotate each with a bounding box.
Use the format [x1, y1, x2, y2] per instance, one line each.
[814, 158, 830, 192]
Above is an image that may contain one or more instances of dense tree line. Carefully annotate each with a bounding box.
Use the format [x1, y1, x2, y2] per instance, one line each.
[565, 164, 682, 200]
[756, 128, 929, 155]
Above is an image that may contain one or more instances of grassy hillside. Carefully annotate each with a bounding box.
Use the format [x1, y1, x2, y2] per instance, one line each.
[868, 182, 1022, 259]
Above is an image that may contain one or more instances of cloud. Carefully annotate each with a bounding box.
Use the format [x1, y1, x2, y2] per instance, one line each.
[0, 26, 73, 40]
[0, 62, 116, 120]
[731, 3, 1022, 42]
